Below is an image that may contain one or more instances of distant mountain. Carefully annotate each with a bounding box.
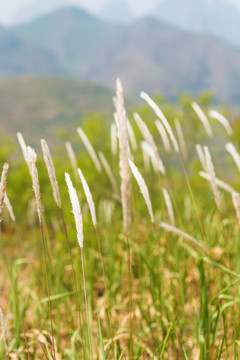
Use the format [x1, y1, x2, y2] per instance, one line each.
[0, 77, 113, 143]
[151, 0, 240, 48]
[1, 6, 240, 103]
[12, 0, 69, 24]
[0, 33, 64, 76]
[98, 1, 135, 23]
[14, 7, 124, 77]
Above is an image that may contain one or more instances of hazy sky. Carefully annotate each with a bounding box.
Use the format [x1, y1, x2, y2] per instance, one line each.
[0, 0, 159, 24]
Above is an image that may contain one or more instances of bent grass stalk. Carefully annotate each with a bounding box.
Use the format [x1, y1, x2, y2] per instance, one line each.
[77, 168, 113, 339]
[41, 139, 85, 359]
[65, 172, 93, 360]
[26, 146, 56, 360]
[140, 92, 207, 244]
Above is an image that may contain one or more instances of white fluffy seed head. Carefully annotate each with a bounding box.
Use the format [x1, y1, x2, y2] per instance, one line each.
[129, 159, 154, 224]
[196, 144, 207, 172]
[26, 147, 43, 224]
[65, 172, 84, 248]
[77, 127, 102, 172]
[0, 163, 9, 222]
[155, 119, 171, 153]
[4, 192, 15, 222]
[208, 110, 233, 136]
[78, 168, 97, 227]
[116, 78, 131, 235]
[225, 142, 240, 172]
[162, 188, 175, 226]
[192, 102, 213, 138]
[204, 146, 221, 212]
[161, 222, 207, 254]
[175, 119, 187, 160]
[134, 112, 165, 174]
[140, 91, 179, 152]
[232, 192, 240, 224]
[41, 139, 61, 208]
[199, 171, 236, 194]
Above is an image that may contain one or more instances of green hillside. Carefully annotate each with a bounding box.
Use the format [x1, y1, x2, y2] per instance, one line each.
[0, 77, 113, 145]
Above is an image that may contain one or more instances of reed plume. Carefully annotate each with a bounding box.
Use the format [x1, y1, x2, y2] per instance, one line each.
[162, 188, 175, 226]
[41, 139, 61, 208]
[129, 159, 154, 224]
[199, 171, 236, 194]
[175, 119, 187, 160]
[42, 140, 84, 356]
[140, 91, 179, 152]
[26, 146, 56, 360]
[65, 172, 93, 360]
[155, 119, 171, 153]
[0, 163, 9, 223]
[208, 109, 233, 136]
[17, 132, 31, 173]
[77, 127, 101, 172]
[116, 78, 133, 357]
[225, 142, 240, 172]
[134, 112, 165, 174]
[196, 144, 207, 172]
[192, 102, 213, 138]
[161, 222, 207, 254]
[204, 146, 221, 212]
[232, 192, 240, 224]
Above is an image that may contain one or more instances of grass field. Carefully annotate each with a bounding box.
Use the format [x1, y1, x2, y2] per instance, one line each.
[0, 80, 240, 359]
